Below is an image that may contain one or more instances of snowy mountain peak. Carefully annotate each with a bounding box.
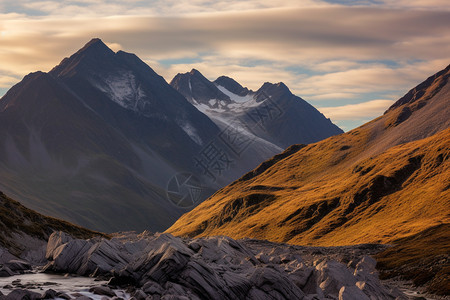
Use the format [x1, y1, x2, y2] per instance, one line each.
[254, 82, 291, 103]
[170, 69, 231, 108]
[172, 69, 343, 148]
[214, 76, 251, 97]
[48, 39, 171, 115]
[259, 82, 290, 94]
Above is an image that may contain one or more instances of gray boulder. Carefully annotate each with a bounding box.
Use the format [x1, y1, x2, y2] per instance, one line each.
[3, 289, 41, 300]
[0, 266, 15, 277]
[339, 285, 370, 300]
[314, 260, 357, 297]
[89, 285, 116, 297]
[42, 231, 405, 300]
[250, 266, 306, 299]
[4, 260, 31, 273]
[41, 289, 58, 299]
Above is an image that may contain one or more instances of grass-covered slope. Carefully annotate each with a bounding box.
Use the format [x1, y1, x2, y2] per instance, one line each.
[168, 128, 449, 246]
[376, 224, 450, 295]
[0, 191, 105, 257]
[167, 65, 450, 246]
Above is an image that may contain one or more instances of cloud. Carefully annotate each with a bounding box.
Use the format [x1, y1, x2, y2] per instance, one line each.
[318, 99, 394, 122]
[3, 0, 448, 18]
[0, 0, 328, 17]
[1, 7, 448, 75]
[0, 2, 449, 130]
[379, 0, 450, 11]
[0, 74, 20, 88]
[152, 56, 300, 91]
[297, 59, 450, 101]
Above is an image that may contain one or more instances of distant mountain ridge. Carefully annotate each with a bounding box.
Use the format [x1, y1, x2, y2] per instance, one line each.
[167, 64, 450, 246]
[0, 38, 343, 233]
[171, 69, 343, 149]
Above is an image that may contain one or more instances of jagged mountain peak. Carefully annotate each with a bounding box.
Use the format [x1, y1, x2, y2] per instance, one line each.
[179, 68, 209, 82]
[48, 39, 194, 116]
[0, 39, 222, 232]
[189, 68, 202, 75]
[214, 76, 251, 97]
[258, 81, 291, 95]
[252, 82, 292, 104]
[50, 38, 116, 78]
[171, 69, 343, 147]
[170, 68, 231, 106]
[167, 65, 450, 249]
[78, 38, 113, 54]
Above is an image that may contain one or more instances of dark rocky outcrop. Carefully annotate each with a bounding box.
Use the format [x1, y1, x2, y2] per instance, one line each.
[41, 231, 405, 299]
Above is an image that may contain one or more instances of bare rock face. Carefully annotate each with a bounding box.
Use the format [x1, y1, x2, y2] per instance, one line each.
[43, 231, 405, 299]
[0, 248, 18, 265]
[0, 289, 41, 299]
[89, 285, 116, 297]
[339, 285, 370, 300]
[0, 266, 15, 277]
[313, 260, 358, 297]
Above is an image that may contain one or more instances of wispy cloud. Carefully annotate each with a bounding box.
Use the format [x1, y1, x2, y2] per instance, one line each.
[318, 99, 394, 121]
[0, 0, 327, 17]
[297, 59, 449, 101]
[318, 99, 395, 131]
[0, 74, 20, 88]
[0, 0, 449, 130]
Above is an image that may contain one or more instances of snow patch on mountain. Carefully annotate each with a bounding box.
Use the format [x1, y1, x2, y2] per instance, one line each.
[191, 85, 262, 114]
[178, 121, 203, 145]
[192, 102, 282, 153]
[92, 71, 146, 111]
[208, 99, 216, 107]
[215, 85, 263, 112]
[216, 85, 254, 103]
[193, 99, 226, 113]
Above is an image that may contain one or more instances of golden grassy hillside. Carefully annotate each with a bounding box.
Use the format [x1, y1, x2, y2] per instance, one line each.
[168, 128, 449, 246]
[167, 65, 450, 247]
[375, 223, 450, 295]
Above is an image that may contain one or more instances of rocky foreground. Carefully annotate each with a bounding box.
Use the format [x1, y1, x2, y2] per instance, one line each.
[1, 231, 409, 299]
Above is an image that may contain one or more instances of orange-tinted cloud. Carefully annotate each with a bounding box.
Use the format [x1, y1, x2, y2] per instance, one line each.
[0, 2, 449, 129]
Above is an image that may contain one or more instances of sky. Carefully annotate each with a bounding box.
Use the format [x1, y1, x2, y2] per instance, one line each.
[0, 0, 449, 131]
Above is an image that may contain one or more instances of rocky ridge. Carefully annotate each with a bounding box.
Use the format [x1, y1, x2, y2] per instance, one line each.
[170, 69, 343, 148]
[167, 65, 450, 248]
[18, 231, 407, 300]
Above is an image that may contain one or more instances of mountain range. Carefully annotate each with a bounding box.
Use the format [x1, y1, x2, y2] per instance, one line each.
[0, 38, 342, 232]
[168, 64, 450, 244]
[0, 38, 448, 297]
[167, 65, 450, 294]
[170, 69, 342, 149]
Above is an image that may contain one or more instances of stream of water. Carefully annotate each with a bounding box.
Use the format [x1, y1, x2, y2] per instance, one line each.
[0, 272, 130, 299]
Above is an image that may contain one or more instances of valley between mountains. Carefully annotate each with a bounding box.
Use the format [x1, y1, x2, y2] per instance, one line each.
[0, 39, 341, 233]
[0, 39, 448, 299]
